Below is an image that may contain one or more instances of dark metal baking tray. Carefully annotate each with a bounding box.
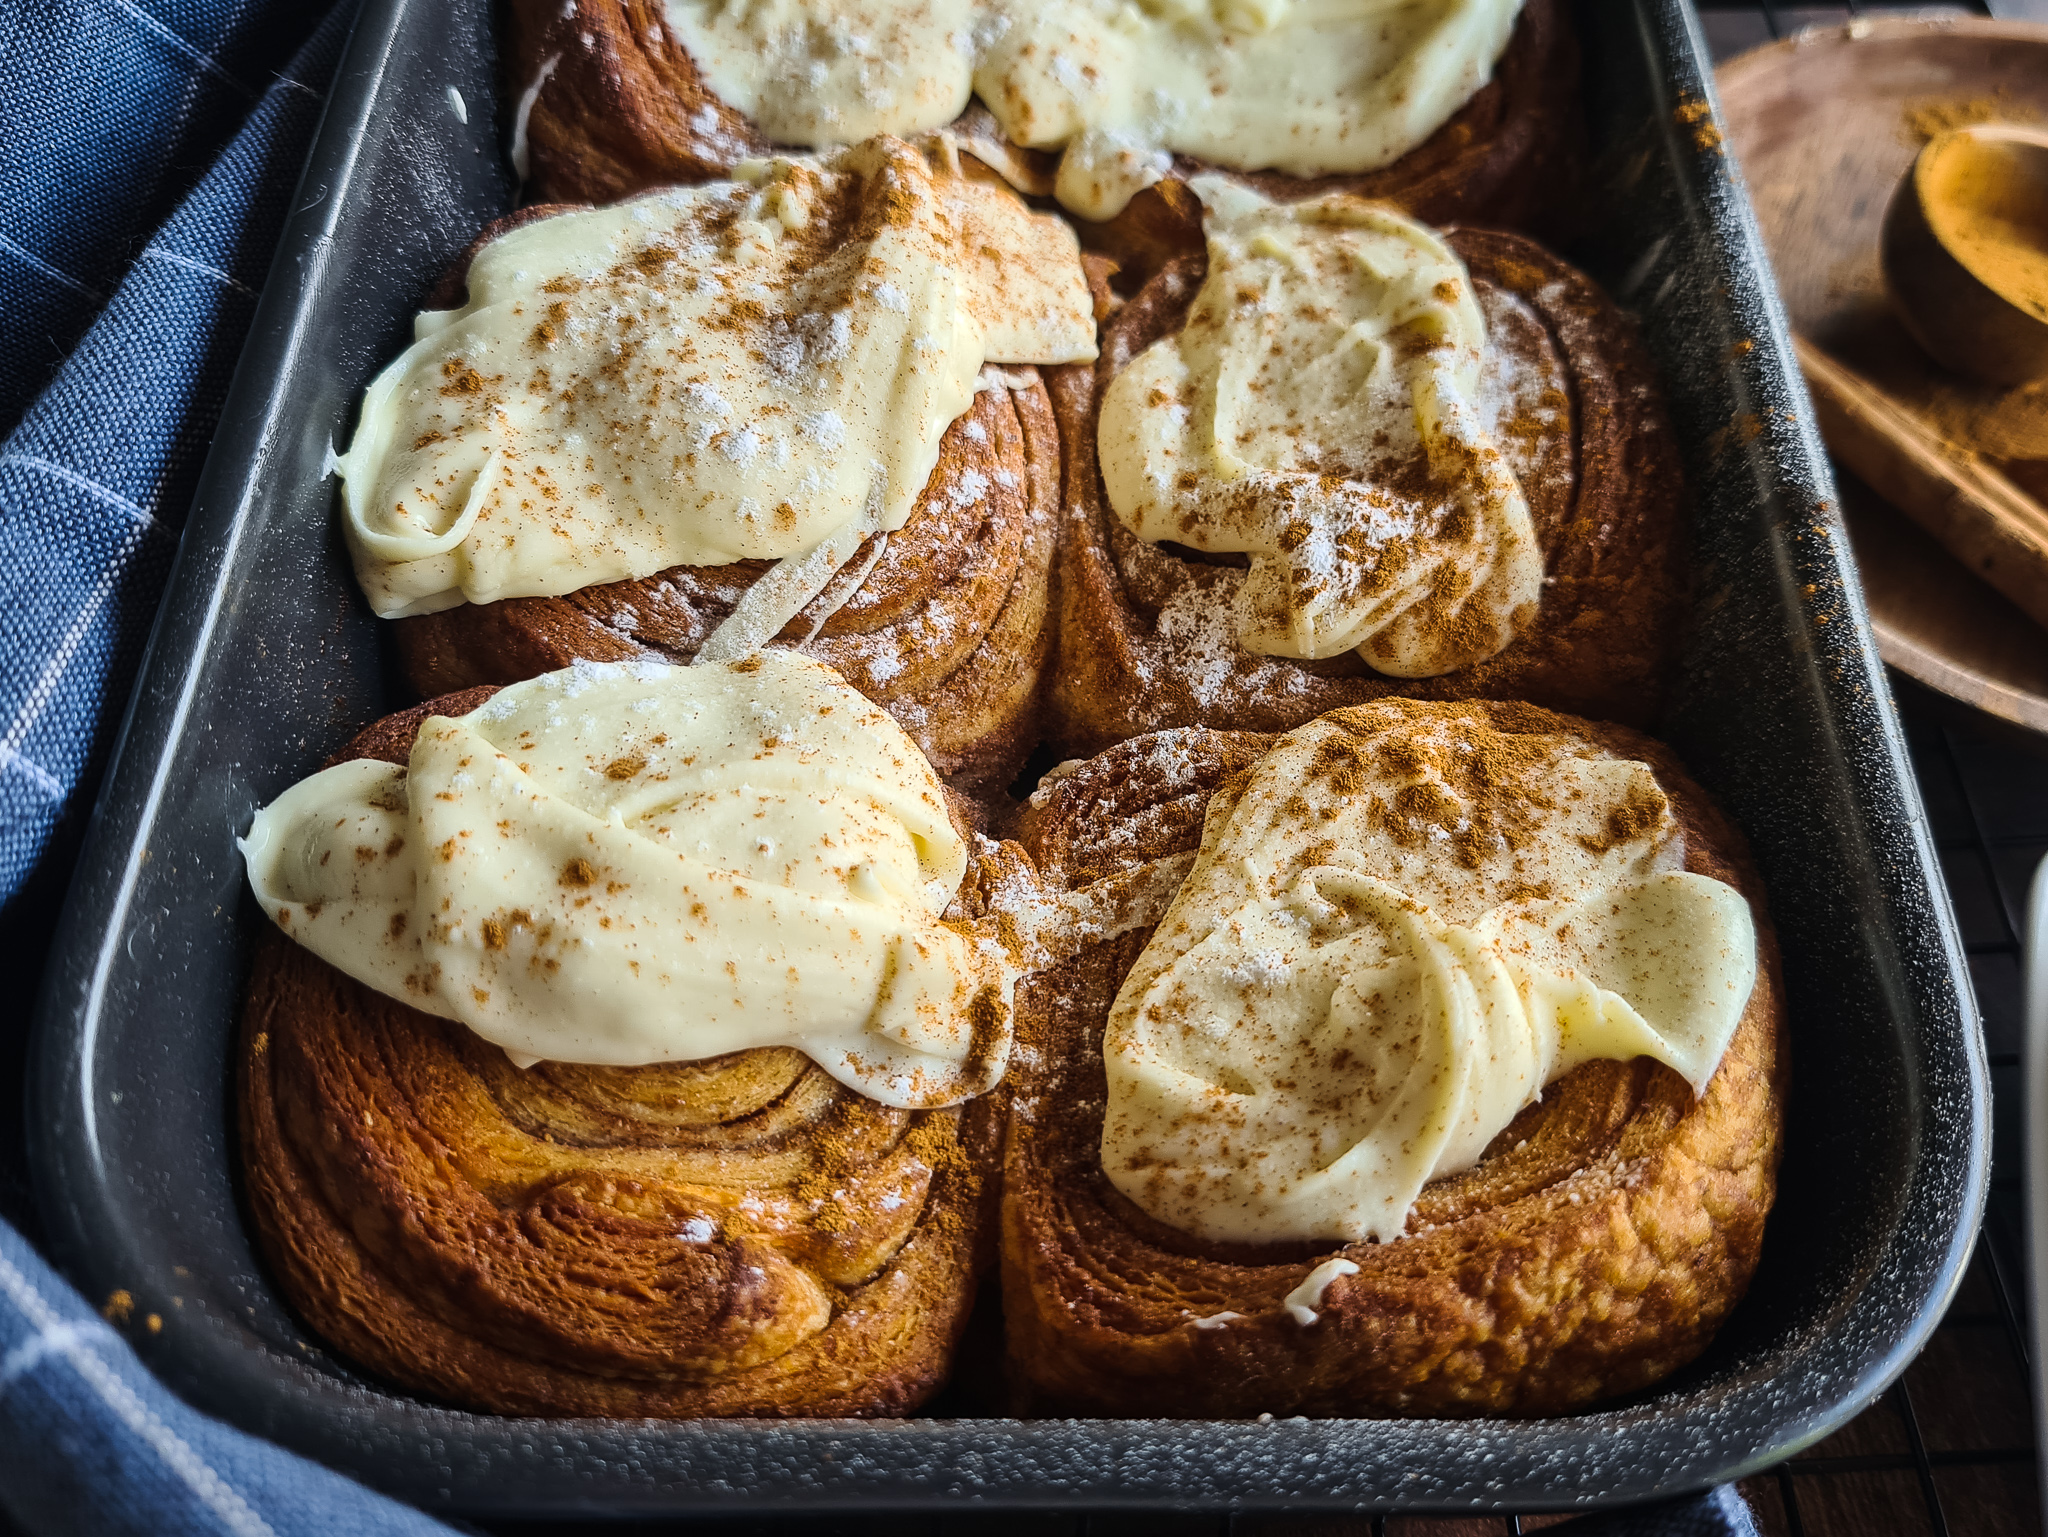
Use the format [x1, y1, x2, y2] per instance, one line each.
[25, 0, 1988, 1518]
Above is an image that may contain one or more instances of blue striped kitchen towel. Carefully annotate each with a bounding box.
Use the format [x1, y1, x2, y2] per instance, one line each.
[0, 0, 458, 1530]
[0, 0, 339, 909]
[0, 1220, 454, 1536]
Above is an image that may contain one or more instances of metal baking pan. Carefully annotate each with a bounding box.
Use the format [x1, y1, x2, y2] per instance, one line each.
[25, 0, 1988, 1518]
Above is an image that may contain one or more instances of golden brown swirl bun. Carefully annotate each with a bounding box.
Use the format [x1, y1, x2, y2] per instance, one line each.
[504, 0, 769, 203]
[1048, 228, 1687, 758]
[392, 215, 1075, 795]
[501, 0, 1576, 234]
[240, 691, 1005, 1417]
[1075, 0, 1582, 286]
[1001, 700, 1785, 1418]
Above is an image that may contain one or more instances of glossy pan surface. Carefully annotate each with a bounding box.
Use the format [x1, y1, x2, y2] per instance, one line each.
[26, 0, 1988, 1517]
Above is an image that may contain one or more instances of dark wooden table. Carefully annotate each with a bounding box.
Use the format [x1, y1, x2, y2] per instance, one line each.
[1691, 1, 2046, 1529]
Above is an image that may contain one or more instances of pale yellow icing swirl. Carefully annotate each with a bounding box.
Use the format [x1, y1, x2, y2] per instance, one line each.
[1098, 177, 1543, 678]
[1101, 709, 1758, 1244]
[339, 136, 1096, 619]
[660, 0, 1525, 219]
[239, 654, 1011, 1109]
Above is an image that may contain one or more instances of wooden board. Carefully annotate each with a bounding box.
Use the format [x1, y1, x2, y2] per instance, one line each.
[1717, 17, 2048, 736]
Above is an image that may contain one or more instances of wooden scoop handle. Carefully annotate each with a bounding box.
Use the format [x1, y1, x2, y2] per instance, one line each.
[1796, 334, 2048, 634]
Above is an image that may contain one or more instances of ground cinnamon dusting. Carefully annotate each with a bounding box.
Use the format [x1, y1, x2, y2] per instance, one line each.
[1922, 139, 2048, 323]
[1580, 776, 1665, 853]
[1903, 92, 2037, 146]
[1325, 705, 1574, 866]
[1674, 96, 1721, 153]
[1844, 344, 2048, 462]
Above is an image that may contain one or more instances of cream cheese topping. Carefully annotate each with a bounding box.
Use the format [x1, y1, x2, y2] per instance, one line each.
[340, 135, 1096, 620]
[1098, 178, 1543, 678]
[1101, 710, 1758, 1244]
[661, 0, 1525, 220]
[1283, 1257, 1359, 1325]
[239, 654, 1012, 1108]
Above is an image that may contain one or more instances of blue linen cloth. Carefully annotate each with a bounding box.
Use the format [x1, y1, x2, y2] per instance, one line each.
[0, 0, 1759, 1532]
[0, 0, 339, 906]
[0, 1222, 454, 1537]
[0, 0, 458, 1530]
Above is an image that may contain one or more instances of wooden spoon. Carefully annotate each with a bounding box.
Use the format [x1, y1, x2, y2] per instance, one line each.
[1797, 335, 2048, 633]
[1882, 123, 2048, 386]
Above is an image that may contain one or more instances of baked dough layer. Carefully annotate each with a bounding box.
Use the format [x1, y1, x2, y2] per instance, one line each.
[397, 370, 1064, 791]
[388, 207, 1081, 791]
[239, 692, 1004, 1417]
[1000, 700, 1784, 1417]
[1049, 227, 1688, 756]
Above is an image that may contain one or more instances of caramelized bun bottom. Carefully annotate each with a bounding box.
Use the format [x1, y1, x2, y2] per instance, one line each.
[240, 692, 1005, 1417]
[1001, 699, 1784, 1418]
[1049, 229, 1688, 758]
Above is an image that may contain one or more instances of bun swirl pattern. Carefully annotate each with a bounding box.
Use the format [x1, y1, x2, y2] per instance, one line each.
[1050, 226, 1687, 756]
[505, 0, 768, 201]
[398, 369, 1068, 790]
[231, 0, 1772, 1423]
[999, 701, 1784, 1417]
[385, 187, 1095, 793]
[240, 693, 1005, 1416]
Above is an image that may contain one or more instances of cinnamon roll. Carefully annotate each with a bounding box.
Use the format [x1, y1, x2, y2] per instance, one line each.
[238, 656, 1023, 1415]
[1071, 0, 1580, 287]
[1050, 183, 1686, 757]
[394, 371, 1069, 791]
[503, 0, 1576, 237]
[339, 137, 1098, 791]
[1000, 699, 1783, 1417]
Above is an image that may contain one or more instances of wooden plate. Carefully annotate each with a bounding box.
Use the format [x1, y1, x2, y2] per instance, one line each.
[1718, 17, 2048, 736]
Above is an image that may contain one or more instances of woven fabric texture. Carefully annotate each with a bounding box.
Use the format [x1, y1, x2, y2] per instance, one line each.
[0, 0, 336, 906]
[0, 1221, 453, 1537]
[0, 1, 455, 1529]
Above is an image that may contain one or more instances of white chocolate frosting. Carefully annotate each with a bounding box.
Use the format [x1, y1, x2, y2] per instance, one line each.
[340, 136, 1096, 619]
[240, 654, 1012, 1108]
[661, 0, 1526, 219]
[1098, 178, 1543, 678]
[1101, 708, 1758, 1244]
